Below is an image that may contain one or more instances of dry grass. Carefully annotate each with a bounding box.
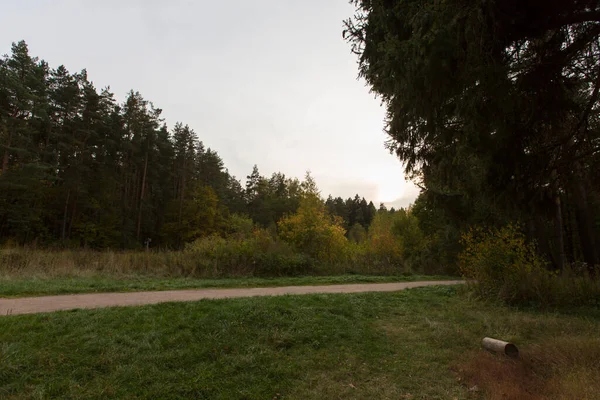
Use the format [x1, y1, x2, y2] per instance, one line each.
[458, 337, 600, 400]
[0, 247, 412, 280]
[0, 248, 187, 278]
[0, 248, 455, 298]
[0, 247, 318, 279]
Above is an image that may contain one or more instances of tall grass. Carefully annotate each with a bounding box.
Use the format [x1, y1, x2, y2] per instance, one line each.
[0, 238, 414, 280]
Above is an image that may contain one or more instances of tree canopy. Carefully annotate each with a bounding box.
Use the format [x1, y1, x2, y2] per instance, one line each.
[344, 0, 600, 269]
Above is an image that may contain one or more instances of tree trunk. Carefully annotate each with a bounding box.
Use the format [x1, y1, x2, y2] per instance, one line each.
[121, 164, 129, 249]
[1, 126, 10, 175]
[178, 155, 186, 228]
[1, 150, 8, 175]
[61, 189, 71, 242]
[554, 193, 566, 271]
[68, 192, 78, 240]
[136, 150, 149, 241]
[533, 216, 552, 265]
[562, 189, 574, 261]
[571, 178, 600, 270]
[132, 168, 138, 210]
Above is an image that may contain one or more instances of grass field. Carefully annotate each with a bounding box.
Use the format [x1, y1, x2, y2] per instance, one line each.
[0, 274, 454, 298]
[1, 286, 599, 399]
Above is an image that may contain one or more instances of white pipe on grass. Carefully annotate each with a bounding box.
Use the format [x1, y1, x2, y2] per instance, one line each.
[482, 337, 519, 359]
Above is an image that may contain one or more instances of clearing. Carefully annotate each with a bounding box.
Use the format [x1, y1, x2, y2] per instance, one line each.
[1, 286, 599, 399]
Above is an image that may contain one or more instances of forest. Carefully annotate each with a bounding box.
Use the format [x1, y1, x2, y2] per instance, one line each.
[0, 40, 390, 249]
[1, 40, 429, 284]
[2, 0, 600, 307]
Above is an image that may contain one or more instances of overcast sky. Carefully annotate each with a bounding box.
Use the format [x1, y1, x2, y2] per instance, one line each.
[2, 0, 420, 208]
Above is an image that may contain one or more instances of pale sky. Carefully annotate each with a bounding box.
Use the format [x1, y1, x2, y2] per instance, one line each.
[1, 0, 420, 208]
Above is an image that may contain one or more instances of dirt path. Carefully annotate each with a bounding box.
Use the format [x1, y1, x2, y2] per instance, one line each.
[0, 280, 464, 316]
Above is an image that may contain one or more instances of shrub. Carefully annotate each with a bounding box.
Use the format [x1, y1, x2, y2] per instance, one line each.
[391, 208, 430, 273]
[459, 224, 600, 307]
[341, 241, 408, 275]
[366, 213, 403, 267]
[459, 224, 550, 304]
[186, 230, 313, 277]
[225, 214, 254, 240]
[278, 194, 348, 263]
[347, 223, 367, 243]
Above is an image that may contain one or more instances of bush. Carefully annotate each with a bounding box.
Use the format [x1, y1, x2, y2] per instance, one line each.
[278, 194, 348, 263]
[391, 209, 425, 259]
[341, 241, 407, 275]
[359, 210, 437, 275]
[186, 230, 313, 277]
[366, 213, 403, 267]
[0, 205, 445, 279]
[347, 223, 367, 243]
[225, 214, 254, 240]
[459, 224, 600, 307]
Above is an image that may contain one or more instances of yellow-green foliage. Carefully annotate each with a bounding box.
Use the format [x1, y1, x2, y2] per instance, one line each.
[161, 185, 220, 245]
[391, 208, 426, 261]
[366, 212, 403, 264]
[186, 229, 312, 276]
[0, 199, 439, 279]
[460, 224, 546, 279]
[326, 210, 432, 275]
[225, 214, 255, 240]
[459, 224, 600, 306]
[347, 223, 367, 243]
[278, 194, 347, 263]
[459, 224, 549, 303]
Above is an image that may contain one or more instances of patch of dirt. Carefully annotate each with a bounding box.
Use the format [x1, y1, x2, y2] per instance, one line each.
[457, 339, 600, 400]
[456, 350, 549, 400]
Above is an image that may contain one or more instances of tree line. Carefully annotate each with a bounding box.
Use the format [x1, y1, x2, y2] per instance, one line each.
[0, 41, 384, 249]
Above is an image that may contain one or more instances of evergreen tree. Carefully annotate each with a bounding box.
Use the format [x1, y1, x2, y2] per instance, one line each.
[0, 40, 389, 249]
[345, 0, 600, 269]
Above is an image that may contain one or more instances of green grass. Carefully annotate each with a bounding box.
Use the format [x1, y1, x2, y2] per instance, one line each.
[0, 274, 455, 298]
[1, 286, 599, 399]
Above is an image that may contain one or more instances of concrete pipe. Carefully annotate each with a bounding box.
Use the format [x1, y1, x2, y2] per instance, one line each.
[482, 337, 519, 359]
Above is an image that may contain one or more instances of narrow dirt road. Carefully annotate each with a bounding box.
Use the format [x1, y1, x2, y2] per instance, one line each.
[0, 280, 464, 316]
